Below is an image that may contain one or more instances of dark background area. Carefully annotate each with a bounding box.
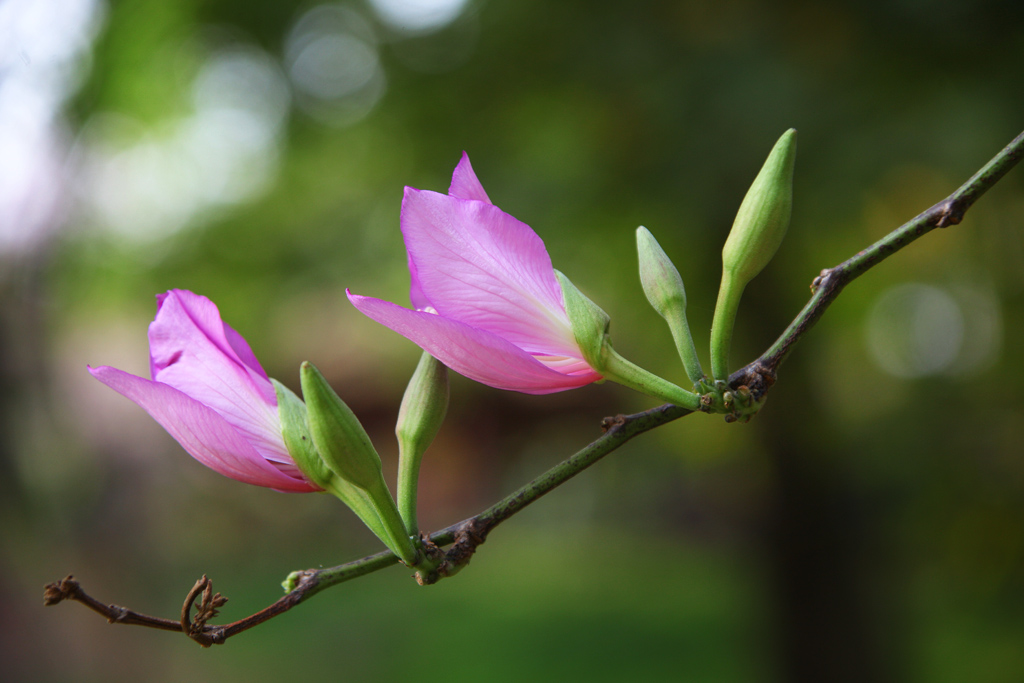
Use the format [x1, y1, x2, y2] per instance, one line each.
[2, 0, 1023, 681]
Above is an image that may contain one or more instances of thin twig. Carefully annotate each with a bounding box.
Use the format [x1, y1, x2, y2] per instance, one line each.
[45, 128, 1024, 645]
[43, 576, 183, 632]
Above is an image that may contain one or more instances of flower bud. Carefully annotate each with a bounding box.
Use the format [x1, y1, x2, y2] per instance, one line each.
[721, 128, 797, 286]
[711, 129, 797, 381]
[300, 361, 419, 566]
[396, 352, 449, 535]
[637, 226, 686, 316]
[636, 227, 704, 384]
[555, 270, 610, 373]
[396, 353, 449, 463]
[272, 379, 333, 490]
[300, 361, 384, 492]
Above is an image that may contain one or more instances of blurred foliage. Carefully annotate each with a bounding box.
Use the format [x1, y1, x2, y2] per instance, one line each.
[3, 0, 1024, 681]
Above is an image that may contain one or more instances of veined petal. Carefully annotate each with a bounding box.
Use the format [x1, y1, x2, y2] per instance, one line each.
[151, 291, 267, 382]
[401, 188, 580, 358]
[147, 291, 285, 465]
[408, 152, 490, 310]
[89, 366, 318, 492]
[406, 250, 431, 310]
[347, 293, 601, 394]
[448, 152, 492, 203]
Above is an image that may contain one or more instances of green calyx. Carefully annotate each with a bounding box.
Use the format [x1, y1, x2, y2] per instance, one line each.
[273, 378, 333, 490]
[555, 270, 610, 373]
[274, 377, 390, 544]
[711, 128, 797, 381]
[557, 270, 700, 410]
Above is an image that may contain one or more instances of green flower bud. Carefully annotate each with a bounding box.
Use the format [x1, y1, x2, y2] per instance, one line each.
[300, 361, 419, 566]
[555, 270, 610, 373]
[396, 351, 449, 536]
[637, 226, 686, 315]
[300, 361, 384, 492]
[273, 377, 390, 544]
[636, 226, 704, 385]
[721, 128, 797, 285]
[273, 379, 333, 490]
[711, 129, 797, 381]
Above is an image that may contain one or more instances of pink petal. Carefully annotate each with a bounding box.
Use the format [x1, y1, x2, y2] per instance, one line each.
[448, 152, 492, 203]
[401, 188, 581, 358]
[89, 366, 318, 492]
[147, 291, 285, 465]
[410, 152, 490, 310]
[347, 293, 600, 394]
[406, 251, 431, 310]
[223, 320, 270, 379]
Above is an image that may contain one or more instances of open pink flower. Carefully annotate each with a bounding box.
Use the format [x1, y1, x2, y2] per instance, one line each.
[347, 153, 603, 394]
[89, 290, 319, 492]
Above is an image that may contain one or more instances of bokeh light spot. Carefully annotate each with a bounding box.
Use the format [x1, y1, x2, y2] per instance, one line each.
[368, 0, 469, 33]
[284, 5, 385, 126]
[78, 43, 290, 241]
[865, 283, 965, 378]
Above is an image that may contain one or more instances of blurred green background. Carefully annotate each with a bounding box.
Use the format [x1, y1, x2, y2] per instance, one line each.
[2, 0, 1024, 681]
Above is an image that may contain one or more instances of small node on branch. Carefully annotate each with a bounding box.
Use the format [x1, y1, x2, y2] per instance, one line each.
[415, 519, 490, 585]
[181, 576, 229, 647]
[934, 199, 962, 228]
[600, 414, 627, 433]
[42, 575, 78, 606]
[810, 268, 833, 292]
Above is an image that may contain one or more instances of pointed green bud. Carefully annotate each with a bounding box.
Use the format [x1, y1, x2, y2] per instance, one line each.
[396, 352, 449, 536]
[636, 227, 704, 385]
[273, 379, 334, 490]
[274, 376, 392, 544]
[555, 270, 610, 373]
[711, 129, 797, 381]
[396, 353, 449, 462]
[300, 361, 420, 567]
[637, 226, 686, 316]
[300, 361, 384, 492]
[721, 128, 797, 286]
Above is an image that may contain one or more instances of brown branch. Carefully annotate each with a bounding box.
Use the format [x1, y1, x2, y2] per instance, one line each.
[44, 403, 690, 645]
[729, 128, 1024, 398]
[44, 128, 1024, 646]
[43, 576, 183, 633]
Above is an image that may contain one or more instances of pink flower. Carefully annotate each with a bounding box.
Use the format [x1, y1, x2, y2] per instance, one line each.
[89, 290, 319, 492]
[347, 153, 603, 394]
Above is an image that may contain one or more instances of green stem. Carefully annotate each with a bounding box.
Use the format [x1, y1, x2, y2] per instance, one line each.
[662, 306, 705, 386]
[601, 345, 701, 410]
[364, 479, 419, 567]
[397, 441, 422, 538]
[323, 479, 390, 543]
[709, 271, 745, 382]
